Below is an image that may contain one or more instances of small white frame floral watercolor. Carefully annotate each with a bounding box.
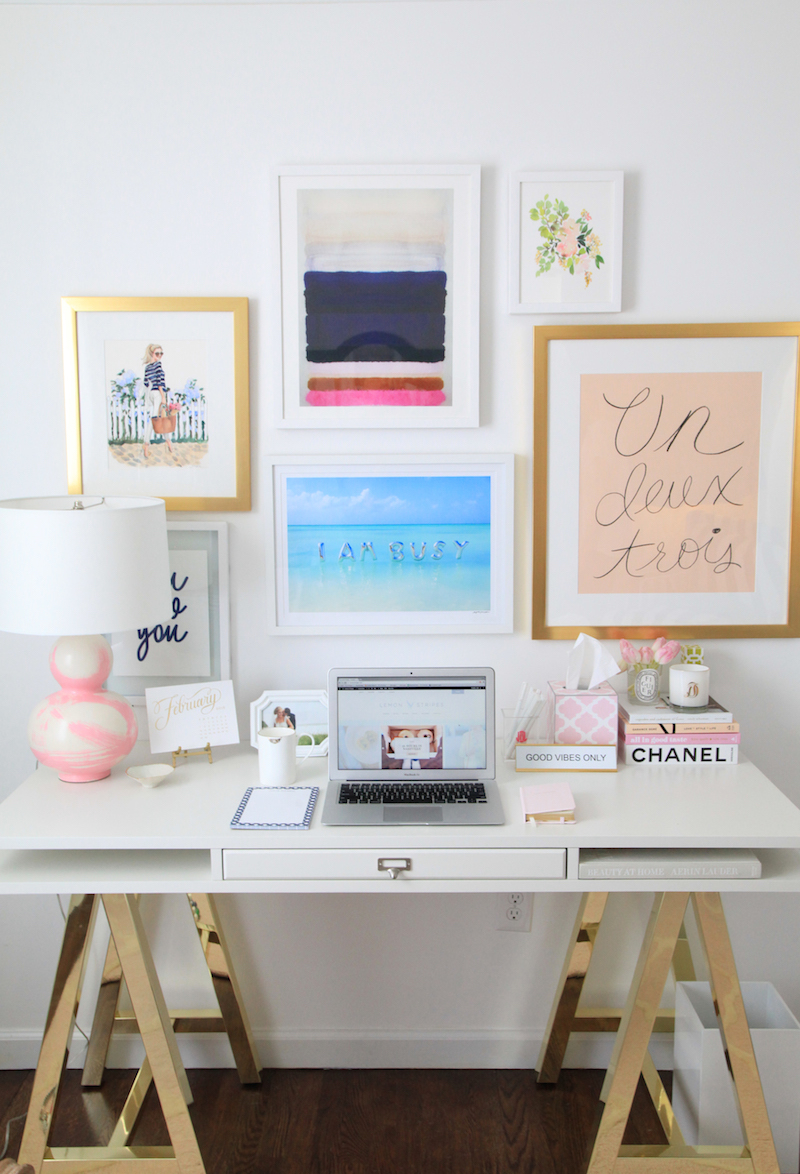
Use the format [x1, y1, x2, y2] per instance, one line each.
[509, 172, 623, 314]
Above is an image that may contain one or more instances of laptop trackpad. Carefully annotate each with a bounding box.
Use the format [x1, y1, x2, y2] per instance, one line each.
[383, 807, 443, 823]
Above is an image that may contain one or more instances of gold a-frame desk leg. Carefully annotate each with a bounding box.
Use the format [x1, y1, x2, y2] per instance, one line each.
[538, 891, 779, 1174]
[19, 893, 261, 1174]
[82, 894, 260, 1089]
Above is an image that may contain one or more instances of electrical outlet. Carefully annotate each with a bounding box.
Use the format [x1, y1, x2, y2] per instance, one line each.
[495, 892, 532, 932]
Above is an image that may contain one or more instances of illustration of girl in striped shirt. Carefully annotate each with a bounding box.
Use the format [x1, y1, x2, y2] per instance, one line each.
[142, 344, 176, 459]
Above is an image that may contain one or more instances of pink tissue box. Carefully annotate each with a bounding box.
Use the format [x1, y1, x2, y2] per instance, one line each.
[549, 680, 618, 746]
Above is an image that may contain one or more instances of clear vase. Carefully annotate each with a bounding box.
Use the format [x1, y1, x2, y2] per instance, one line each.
[627, 665, 661, 704]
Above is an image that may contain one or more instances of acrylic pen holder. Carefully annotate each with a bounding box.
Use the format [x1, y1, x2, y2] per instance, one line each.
[502, 705, 553, 762]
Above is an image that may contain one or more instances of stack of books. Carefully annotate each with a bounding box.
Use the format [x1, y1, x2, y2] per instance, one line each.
[618, 696, 739, 765]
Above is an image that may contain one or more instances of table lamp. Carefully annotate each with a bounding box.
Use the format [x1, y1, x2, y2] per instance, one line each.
[0, 495, 171, 782]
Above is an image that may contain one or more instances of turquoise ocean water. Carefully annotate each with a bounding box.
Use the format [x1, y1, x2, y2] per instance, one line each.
[287, 523, 491, 613]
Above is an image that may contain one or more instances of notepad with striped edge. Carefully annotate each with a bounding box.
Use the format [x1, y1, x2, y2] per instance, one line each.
[231, 786, 319, 830]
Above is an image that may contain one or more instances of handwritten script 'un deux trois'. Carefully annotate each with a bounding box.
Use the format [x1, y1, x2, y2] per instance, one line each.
[577, 372, 762, 595]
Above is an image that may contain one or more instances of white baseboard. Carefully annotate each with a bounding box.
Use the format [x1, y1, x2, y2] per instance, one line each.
[0, 1029, 675, 1072]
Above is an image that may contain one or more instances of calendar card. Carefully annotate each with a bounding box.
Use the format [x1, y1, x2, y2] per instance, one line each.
[145, 680, 240, 753]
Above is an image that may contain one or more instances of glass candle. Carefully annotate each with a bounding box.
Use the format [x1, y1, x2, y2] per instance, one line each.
[669, 665, 710, 709]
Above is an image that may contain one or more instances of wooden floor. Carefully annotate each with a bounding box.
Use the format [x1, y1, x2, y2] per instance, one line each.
[0, 1067, 669, 1173]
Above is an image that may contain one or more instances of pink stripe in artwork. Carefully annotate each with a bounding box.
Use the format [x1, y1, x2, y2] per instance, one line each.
[305, 388, 447, 407]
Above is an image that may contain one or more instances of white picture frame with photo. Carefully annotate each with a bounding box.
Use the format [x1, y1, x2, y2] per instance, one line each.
[250, 690, 329, 757]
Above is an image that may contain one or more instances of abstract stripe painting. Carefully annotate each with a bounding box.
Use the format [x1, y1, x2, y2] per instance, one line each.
[276, 167, 480, 428]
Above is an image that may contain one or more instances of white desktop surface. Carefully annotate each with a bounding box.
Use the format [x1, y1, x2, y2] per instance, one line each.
[1, 745, 800, 894]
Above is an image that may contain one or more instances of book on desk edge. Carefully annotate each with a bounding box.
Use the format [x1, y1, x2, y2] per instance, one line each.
[578, 848, 761, 880]
[520, 781, 576, 824]
[618, 696, 733, 724]
[620, 742, 738, 765]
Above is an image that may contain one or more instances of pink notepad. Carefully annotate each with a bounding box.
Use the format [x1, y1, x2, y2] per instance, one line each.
[520, 781, 576, 824]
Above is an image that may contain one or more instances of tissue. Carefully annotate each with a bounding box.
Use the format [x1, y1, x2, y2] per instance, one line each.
[565, 633, 621, 691]
[550, 633, 620, 748]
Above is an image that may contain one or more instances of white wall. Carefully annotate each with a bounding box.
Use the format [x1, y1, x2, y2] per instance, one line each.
[1, 0, 799, 1069]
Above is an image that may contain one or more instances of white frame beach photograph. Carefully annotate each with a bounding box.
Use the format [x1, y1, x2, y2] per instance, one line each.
[268, 453, 514, 634]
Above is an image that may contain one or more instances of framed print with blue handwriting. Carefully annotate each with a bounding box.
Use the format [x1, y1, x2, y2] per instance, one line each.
[107, 521, 230, 704]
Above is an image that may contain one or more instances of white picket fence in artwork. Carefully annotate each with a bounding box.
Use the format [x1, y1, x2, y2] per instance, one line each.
[108, 401, 207, 444]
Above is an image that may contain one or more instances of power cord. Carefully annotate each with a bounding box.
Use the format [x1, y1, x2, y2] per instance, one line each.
[0, 897, 100, 1159]
[0, 1112, 28, 1160]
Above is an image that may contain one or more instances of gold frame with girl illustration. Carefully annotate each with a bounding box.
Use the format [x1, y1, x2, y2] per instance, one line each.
[62, 296, 250, 510]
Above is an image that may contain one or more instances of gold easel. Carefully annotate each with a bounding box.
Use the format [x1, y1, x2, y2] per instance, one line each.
[172, 744, 213, 769]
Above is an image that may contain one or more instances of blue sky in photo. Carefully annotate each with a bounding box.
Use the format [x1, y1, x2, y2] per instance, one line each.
[286, 475, 491, 526]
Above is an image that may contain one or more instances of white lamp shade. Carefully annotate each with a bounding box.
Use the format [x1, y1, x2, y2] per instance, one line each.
[0, 495, 172, 635]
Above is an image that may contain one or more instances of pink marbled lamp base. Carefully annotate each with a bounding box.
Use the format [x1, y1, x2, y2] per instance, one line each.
[27, 635, 138, 782]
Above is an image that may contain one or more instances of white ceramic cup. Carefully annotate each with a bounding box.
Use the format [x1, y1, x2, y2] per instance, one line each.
[257, 727, 298, 785]
[669, 664, 710, 709]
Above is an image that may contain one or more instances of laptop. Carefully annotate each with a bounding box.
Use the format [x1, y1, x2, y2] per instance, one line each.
[321, 667, 505, 825]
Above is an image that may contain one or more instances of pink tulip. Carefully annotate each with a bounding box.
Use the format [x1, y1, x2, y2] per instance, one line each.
[619, 639, 638, 665]
[639, 646, 653, 664]
[654, 640, 680, 665]
[652, 636, 665, 653]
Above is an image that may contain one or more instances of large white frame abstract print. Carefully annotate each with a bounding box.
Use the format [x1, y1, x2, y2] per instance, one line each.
[274, 166, 480, 428]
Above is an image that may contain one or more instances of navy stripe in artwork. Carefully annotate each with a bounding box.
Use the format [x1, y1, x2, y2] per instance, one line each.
[304, 270, 447, 314]
[306, 337, 445, 363]
[303, 312, 444, 356]
[144, 361, 166, 391]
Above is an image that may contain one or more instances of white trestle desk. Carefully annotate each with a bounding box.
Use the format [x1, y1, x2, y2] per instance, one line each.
[2, 746, 800, 1174]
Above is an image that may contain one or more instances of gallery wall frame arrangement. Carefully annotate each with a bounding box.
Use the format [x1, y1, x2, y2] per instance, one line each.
[268, 453, 514, 635]
[273, 164, 481, 428]
[509, 171, 623, 314]
[106, 520, 230, 706]
[62, 296, 251, 511]
[532, 322, 800, 640]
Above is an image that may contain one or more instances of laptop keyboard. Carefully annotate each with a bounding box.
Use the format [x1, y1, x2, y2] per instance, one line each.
[339, 782, 488, 805]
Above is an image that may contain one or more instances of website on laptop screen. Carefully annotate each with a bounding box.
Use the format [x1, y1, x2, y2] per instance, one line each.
[336, 677, 487, 772]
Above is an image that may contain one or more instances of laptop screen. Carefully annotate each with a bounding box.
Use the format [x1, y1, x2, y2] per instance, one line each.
[328, 668, 495, 780]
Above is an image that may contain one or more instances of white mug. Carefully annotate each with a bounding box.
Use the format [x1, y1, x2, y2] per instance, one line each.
[669, 665, 710, 709]
[257, 727, 298, 785]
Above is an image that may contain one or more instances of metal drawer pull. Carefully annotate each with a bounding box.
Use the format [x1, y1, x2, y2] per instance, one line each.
[377, 857, 412, 879]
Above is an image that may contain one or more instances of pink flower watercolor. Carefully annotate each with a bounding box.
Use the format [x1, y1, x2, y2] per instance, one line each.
[556, 218, 580, 258]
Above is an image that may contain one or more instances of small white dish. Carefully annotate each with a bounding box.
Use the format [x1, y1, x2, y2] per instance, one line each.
[126, 764, 174, 789]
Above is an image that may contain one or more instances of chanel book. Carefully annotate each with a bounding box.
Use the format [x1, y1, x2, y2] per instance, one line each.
[621, 743, 738, 765]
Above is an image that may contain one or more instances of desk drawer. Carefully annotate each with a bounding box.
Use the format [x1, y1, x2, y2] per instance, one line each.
[222, 848, 565, 881]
